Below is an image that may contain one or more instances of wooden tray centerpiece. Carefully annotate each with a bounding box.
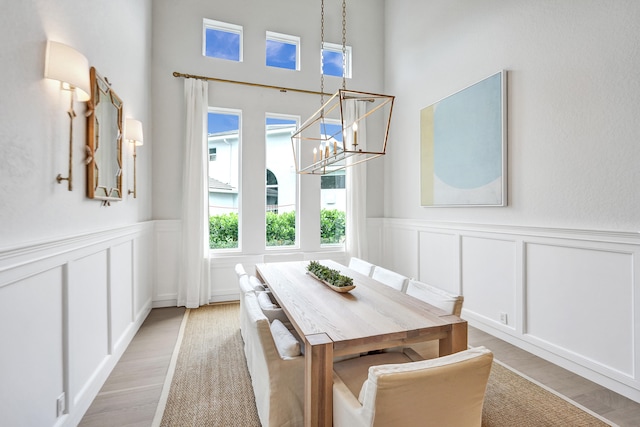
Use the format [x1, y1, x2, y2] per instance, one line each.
[306, 261, 355, 293]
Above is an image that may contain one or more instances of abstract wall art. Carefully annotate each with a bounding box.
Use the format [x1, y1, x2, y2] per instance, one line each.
[420, 70, 507, 207]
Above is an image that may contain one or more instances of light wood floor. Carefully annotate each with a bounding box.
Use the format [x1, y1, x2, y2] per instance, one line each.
[80, 307, 640, 426]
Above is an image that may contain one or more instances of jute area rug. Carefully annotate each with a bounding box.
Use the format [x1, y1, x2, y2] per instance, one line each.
[153, 303, 613, 427]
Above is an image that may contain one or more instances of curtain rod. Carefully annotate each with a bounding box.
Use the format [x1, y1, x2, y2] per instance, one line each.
[172, 71, 332, 97]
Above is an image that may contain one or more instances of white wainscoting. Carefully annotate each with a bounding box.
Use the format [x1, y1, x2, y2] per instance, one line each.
[372, 218, 640, 404]
[0, 223, 154, 427]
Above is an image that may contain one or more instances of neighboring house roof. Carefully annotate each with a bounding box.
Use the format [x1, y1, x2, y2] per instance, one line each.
[209, 177, 234, 191]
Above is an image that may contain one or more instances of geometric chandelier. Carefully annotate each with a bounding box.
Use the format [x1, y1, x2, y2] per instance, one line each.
[291, 0, 394, 175]
[291, 88, 394, 175]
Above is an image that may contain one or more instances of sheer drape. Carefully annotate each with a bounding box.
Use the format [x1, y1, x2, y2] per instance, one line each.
[345, 101, 368, 259]
[178, 78, 210, 308]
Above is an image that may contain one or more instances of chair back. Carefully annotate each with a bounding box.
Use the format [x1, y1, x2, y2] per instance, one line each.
[244, 292, 304, 427]
[348, 257, 375, 277]
[362, 347, 493, 427]
[235, 262, 247, 278]
[371, 266, 409, 292]
[405, 279, 464, 316]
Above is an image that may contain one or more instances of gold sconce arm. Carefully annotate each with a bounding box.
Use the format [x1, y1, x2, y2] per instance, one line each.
[56, 90, 77, 190]
[125, 118, 144, 199]
[44, 40, 90, 192]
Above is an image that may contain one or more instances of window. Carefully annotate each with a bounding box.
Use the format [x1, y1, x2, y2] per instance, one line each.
[266, 31, 300, 70]
[320, 121, 346, 245]
[203, 19, 243, 62]
[266, 169, 278, 213]
[208, 109, 241, 250]
[322, 42, 352, 78]
[265, 115, 298, 247]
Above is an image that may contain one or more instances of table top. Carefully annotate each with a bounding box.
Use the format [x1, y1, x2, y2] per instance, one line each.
[256, 260, 466, 356]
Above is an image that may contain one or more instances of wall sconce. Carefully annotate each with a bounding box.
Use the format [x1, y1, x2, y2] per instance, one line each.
[125, 118, 144, 198]
[44, 40, 91, 191]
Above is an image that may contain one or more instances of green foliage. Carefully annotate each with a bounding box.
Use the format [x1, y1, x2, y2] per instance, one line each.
[320, 209, 345, 244]
[266, 211, 296, 246]
[209, 209, 346, 249]
[209, 213, 238, 249]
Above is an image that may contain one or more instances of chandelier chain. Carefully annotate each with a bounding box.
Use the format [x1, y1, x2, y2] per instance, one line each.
[342, 0, 347, 90]
[320, 0, 325, 109]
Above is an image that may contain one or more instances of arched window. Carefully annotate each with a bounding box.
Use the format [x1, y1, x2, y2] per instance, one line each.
[266, 169, 278, 214]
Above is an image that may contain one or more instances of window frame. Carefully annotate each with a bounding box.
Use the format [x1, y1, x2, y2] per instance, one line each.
[266, 31, 301, 71]
[202, 18, 244, 62]
[208, 107, 242, 253]
[265, 113, 300, 250]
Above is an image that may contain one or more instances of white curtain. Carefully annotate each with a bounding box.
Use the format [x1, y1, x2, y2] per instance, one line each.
[178, 78, 210, 308]
[345, 100, 368, 260]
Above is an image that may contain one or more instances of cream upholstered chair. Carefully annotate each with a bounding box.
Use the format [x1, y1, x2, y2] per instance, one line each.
[235, 262, 247, 278]
[238, 274, 255, 341]
[332, 346, 493, 427]
[371, 266, 410, 292]
[244, 292, 304, 427]
[404, 279, 464, 359]
[405, 279, 464, 316]
[256, 290, 292, 327]
[348, 257, 375, 277]
[238, 274, 267, 340]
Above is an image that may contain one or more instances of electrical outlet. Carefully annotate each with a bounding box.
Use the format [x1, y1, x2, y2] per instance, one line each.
[499, 312, 508, 324]
[57, 393, 66, 417]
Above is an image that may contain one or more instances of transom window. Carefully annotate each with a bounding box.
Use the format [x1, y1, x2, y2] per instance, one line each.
[266, 31, 300, 70]
[203, 19, 243, 62]
[322, 42, 352, 78]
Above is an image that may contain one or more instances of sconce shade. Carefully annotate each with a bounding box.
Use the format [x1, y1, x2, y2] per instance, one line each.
[125, 119, 144, 146]
[44, 40, 91, 102]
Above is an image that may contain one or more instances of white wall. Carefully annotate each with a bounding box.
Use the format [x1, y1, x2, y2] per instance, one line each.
[0, 1, 154, 425]
[380, 0, 640, 403]
[0, 0, 153, 247]
[383, 0, 639, 231]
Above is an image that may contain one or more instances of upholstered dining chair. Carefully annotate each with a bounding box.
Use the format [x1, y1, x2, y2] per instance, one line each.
[371, 266, 410, 292]
[256, 290, 292, 327]
[405, 279, 464, 316]
[348, 257, 375, 277]
[404, 279, 464, 359]
[235, 262, 247, 278]
[332, 346, 494, 427]
[244, 292, 305, 427]
[238, 274, 255, 340]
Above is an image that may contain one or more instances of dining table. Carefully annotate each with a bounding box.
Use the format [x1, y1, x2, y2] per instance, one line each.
[255, 259, 468, 427]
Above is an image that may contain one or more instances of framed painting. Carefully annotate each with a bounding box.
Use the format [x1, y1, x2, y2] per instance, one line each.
[420, 70, 507, 207]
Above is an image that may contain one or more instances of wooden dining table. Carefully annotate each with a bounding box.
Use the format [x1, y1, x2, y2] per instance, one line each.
[255, 260, 468, 427]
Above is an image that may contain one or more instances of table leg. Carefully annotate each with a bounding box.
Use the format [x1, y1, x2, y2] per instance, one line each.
[305, 333, 334, 427]
[439, 319, 468, 356]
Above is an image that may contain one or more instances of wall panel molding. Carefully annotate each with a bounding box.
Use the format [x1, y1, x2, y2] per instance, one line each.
[0, 222, 154, 426]
[374, 218, 640, 403]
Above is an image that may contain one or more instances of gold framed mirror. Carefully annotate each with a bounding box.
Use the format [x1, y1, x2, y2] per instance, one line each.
[86, 67, 123, 201]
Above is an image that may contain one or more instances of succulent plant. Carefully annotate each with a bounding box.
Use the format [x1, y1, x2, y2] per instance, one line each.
[307, 261, 353, 287]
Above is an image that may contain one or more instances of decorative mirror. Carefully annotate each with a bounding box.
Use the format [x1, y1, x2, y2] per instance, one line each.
[86, 67, 123, 201]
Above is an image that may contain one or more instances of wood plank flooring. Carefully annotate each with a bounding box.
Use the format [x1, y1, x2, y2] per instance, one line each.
[80, 307, 640, 426]
[79, 307, 185, 427]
